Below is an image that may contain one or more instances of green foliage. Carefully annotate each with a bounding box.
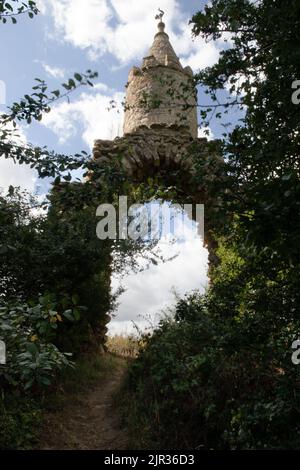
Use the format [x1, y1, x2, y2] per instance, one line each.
[0, 72, 98, 179]
[0, 295, 77, 390]
[0, 186, 114, 353]
[124, 275, 300, 449]
[0, 394, 41, 449]
[0, 1, 38, 24]
[191, 0, 300, 264]
[2, 71, 98, 126]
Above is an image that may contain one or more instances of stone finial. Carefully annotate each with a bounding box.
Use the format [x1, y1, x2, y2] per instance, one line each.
[157, 21, 165, 33]
[155, 9, 166, 34]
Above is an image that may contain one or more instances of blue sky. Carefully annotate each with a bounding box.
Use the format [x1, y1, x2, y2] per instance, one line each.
[0, 0, 240, 333]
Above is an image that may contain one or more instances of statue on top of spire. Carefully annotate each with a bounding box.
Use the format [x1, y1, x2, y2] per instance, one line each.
[155, 8, 165, 21]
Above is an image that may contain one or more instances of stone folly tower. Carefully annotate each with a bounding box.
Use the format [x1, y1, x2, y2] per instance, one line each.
[123, 19, 198, 137]
[93, 15, 208, 180]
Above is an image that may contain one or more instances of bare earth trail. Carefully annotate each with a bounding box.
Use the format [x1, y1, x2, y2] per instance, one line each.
[38, 356, 129, 450]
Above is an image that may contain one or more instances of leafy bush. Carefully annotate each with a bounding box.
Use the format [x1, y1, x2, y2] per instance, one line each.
[0, 294, 80, 390]
[0, 188, 114, 353]
[124, 239, 300, 449]
[0, 394, 41, 450]
[0, 294, 82, 449]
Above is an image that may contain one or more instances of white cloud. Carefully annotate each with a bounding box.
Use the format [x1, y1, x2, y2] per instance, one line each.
[0, 158, 37, 193]
[40, 0, 223, 70]
[0, 126, 37, 192]
[93, 82, 110, 92]
[40, 87, 124, 147]
[181, 40, 220, 71]
[109, 219, 209, 335]
[41, 62, 66, 79]
[39, 0, 113, 58]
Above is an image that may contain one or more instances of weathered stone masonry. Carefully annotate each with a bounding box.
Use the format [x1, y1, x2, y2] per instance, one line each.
[93, 19, 206, 178]
[94, 127, 209, 180]
[124, 20, 198, 138]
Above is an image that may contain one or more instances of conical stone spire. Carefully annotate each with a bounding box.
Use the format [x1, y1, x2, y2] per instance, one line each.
[148, 20, 182, 71]
[123, 14, 198, 138]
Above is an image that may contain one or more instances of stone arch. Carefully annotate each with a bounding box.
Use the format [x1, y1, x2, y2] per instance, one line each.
[94, 127, 206, 180]
[91, 15, 223, 342]
[93, 125, 221, 264]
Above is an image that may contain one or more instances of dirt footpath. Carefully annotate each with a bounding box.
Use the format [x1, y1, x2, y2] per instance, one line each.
[38, 357, 129, 450]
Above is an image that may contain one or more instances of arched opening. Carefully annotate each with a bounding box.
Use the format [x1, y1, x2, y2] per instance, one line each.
[109, 199, 209, 336]
[92, 131, 222, 346]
